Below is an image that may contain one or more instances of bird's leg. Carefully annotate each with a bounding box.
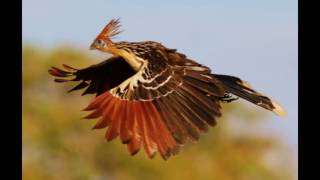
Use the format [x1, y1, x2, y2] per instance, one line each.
[220, 94, 239, 103]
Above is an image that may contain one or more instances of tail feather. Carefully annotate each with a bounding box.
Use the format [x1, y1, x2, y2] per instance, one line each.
[213, 74, 286, 117]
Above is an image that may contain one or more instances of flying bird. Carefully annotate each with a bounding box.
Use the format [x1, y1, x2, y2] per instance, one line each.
[48, 18, 286, 160]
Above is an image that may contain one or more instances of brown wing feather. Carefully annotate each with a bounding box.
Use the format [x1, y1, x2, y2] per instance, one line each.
[126, 102, 142, 155]
[48, 56, 135, 96]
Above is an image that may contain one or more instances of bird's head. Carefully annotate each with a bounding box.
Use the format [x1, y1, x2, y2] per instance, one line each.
[90, 18, 123, 54]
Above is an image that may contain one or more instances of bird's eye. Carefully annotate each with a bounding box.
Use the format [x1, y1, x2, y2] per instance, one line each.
[96, 39, 105, 47]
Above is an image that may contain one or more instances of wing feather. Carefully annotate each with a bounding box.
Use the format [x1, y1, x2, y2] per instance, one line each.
[105, 99, 122, 141]
[127, 102, 142, 155]
[119, 101, 132, 144]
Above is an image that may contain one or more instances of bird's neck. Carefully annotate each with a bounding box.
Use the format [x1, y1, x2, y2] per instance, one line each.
[106, 46, 144, 72]
[117, 49, 145, 72]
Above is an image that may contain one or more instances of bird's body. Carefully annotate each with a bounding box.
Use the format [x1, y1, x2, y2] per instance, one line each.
[49, 19, 286, 160]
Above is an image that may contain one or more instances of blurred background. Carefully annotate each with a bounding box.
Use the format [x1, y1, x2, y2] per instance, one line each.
[23, 0, 297, 180]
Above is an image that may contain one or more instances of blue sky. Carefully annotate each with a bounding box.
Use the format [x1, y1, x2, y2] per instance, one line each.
[23, 0, 297, 146]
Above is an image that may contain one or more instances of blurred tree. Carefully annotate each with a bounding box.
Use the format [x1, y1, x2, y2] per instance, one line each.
[23, 46, 295, 180]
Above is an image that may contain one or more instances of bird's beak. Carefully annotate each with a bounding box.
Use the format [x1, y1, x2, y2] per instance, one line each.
[89, 43, 95, 50]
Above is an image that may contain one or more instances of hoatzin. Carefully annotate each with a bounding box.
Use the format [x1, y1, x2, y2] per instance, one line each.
[49, 18, 286, 160]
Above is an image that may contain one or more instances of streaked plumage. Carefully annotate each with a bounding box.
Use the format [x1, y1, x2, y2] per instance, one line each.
[49, 18, 286, 160]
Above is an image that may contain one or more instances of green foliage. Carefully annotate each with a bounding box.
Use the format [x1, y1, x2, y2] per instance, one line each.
[23, 46, 295, 180]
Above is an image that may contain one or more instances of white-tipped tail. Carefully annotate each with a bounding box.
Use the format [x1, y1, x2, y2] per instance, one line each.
[271, 100, 287, 117]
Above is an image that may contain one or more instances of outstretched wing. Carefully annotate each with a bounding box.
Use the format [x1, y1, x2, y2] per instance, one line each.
[48, 56, 135, 96]
[49, 47, 226, 160]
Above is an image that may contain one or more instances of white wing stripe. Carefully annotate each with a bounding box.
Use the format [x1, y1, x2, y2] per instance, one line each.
[142, 75, 172, 90]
